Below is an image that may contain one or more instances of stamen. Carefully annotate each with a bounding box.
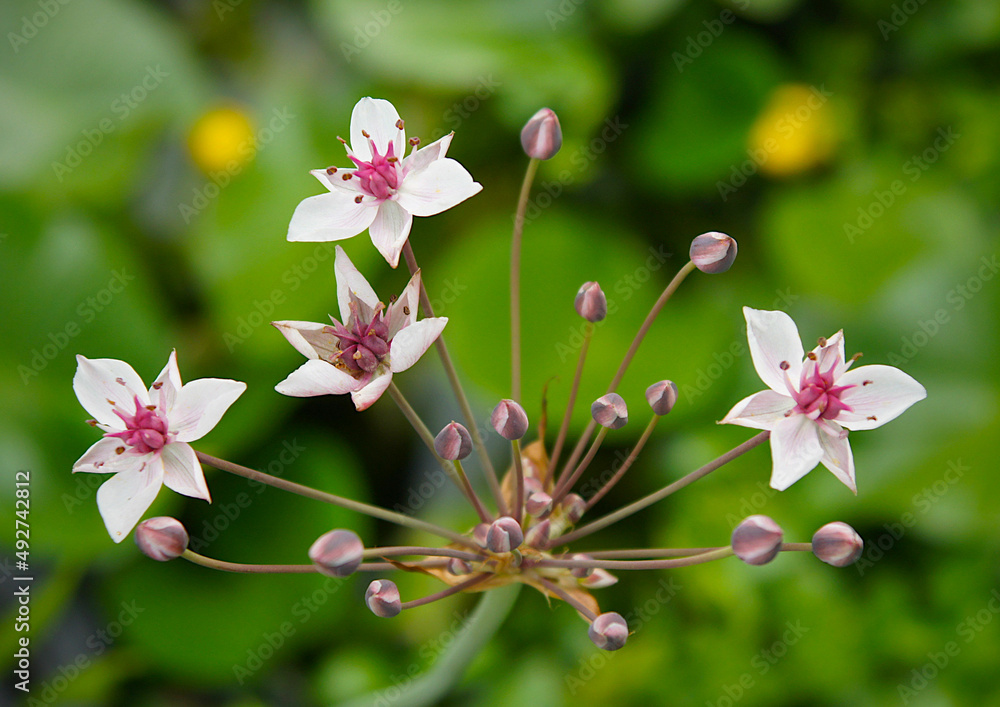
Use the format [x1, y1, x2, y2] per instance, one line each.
[408, 137, 420, 146]
[403, 306, 410, 315]
[87, 419, 98, 426]
[146, 405, 156, 411]
[106, 398, 117, 406]
[337, 136, 347, 144]
[779, 361, 790, 370]
[867, 415, 877, 421]
[326, 166, 338, 174]
[116, 446, 125, 455]
[817, 336, 827, 347]
[361, 129, 370, 138]
[354, 195, 364, 204]
[387, 156, 398, 163]
[152, 382, 163, 389]
[851, 352, 863, 361]
[395, 119, 404, 130]
[806, 352, 817, 360]
[863, 380, 873, 386]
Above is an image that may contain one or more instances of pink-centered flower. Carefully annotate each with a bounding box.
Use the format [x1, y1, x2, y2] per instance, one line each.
[721, 307, 926, 493]
[287, 97, 483, 268]
[272, 246, 447, 410]
[72, 352, 247, 542]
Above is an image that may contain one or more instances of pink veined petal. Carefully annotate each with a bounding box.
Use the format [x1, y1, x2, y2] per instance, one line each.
[395, 158, 483, 217]
[835, 364, 927, 431]
[150, 350, 183, 411]
[402, 132, 454, 174]
[817, 422, 857, 494]
[73, 355, 150, 428]
[73, 437, 136, 474]
[95, 454, 164, 543]
[161, 442, 211, 502]
[287, 192, 377, 243]
[350, 369, 393, 411]
[389, 317, 448, 373]
[169, 378, 247, 443]
[368, 199, 413, 268]
[334, 246, 381, 322]
[275, 359, 360, 397]
[720, 389, 795, 430]
[768, 414, 824, 491]
[386, 269, 421, 338]
[350, 97, 404, 164]
[272, 320, 329, 360]
[743, 307, 805, 395]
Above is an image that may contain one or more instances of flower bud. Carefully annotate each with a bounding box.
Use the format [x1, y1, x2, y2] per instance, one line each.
[591, 393, 628, 429]
[472, 522, 490, 548]
[491, 399, 529, 440]
[447, 557, 473, 575]
[690, 232, 737, 274]
[645, 380, 678, 416]
[574, 281, 607, 323]
[520, 107, 562, 160]
[434, 421, 473, 461]
[570, 553, 595, 579]
[486, 516, 524, 553]
[812, 522, 864, 567]
[525, 490, 553, 518]
[588, 612, 629, 651]
[561, 493, 586, 523]
[579, 567, 619, 589]
[365, 579, 402, 617]
[731, 515, 783, 566]
[134, 517, 188, 561]
[525, 519, 551, 547]
[308, 529, 364, 577]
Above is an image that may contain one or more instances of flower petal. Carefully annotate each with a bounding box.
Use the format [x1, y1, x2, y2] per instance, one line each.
[161, 442, 211, 501]
[73, 437, 134, 473]
[73, 355, 149, 428]
[311, 167, 363, 195]
[387, 269, 421, 338]
[769, 414, 823, 491]
[350, 97, 404, 164]
[720, 389, 795, 430]
[95, 454, 164, 542]
[287, 192, 377, 243]
[333, 245, 380, 323]
[368, 199, 413, 268]
[275, 359, 360, 397]
[389, 317, 448, 373]
[835, 364, 927, 430]
[350, 369, 392, 411]
[403, 132, 453, 173]
[169, 378, 247, 443]
[272, 320, 335, 361]
[817, 422, 857, 494]
[743, 307, 804, 395]
[395, 158, 482, 217]
[808, 330, 847, 380]
[150, 350, 182, 411]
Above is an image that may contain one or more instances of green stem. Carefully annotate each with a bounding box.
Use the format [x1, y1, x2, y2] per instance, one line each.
[511, 157, 540, 403]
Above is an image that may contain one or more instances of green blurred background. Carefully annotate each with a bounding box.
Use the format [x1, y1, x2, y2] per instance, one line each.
[2, 0, 999, 704]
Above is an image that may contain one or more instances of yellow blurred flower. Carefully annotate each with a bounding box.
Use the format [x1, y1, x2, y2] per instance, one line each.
[187, 106, 256, 174]
[748, 84, 837, 177]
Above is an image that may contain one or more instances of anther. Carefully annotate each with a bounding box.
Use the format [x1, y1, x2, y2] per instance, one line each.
[862, 380, 873, 386]
[851, 352, 863, 361]
[341, 173, 352, 180]
[867, 415, 877, 421]
[152, 382, 163, 389]
[116, 446, 126, 455]
[395, 119, 404, 130]
[779, 361, 790, 370]
[408, 137, 420, 146]
[326, 166, 338, 174]
[116, 377, 126, 385]
[361, 129, 370, 138]
[807, 352, 817, 360]
[817, 336, 827, 346]
[403, 306, 410, 315]
[354, 196, 363, 204]
[146, 405, 156, 411]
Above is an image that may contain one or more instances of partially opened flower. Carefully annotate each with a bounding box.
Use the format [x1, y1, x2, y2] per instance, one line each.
[72, 352, 246, 542]
[273, 246, 447, 410]
[287, 97, 483, 268]
[721, 307, 926, 493]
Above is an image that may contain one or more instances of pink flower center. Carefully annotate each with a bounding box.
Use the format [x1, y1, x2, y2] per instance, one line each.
[105, 396, 170, 454]
[789, 357, 854, 421]
[350, 138, 400, 201]
[326, 303, 391, 376]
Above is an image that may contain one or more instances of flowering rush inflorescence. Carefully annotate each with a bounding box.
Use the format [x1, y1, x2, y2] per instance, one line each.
[73, 98, 925, 660]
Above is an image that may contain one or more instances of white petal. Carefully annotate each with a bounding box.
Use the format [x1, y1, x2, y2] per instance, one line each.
[169, 378, 247, 443]
[150, 350, 182, 411]
[350, 369, 393, 411]
[73, 437, 134, 473]
[395, 158, 482, 217]
[835, 365, 927, 431]
[287, 192, 377, 243]
[73, 355, 149, 428]
[368, 200, 413, 268]
[720, 389, 795, 430]
[161, 442, 211, 501]
[350, 97, 404, 163]
[817, 423, 857, 494]
[96, 454, 164, 543]
[334, 245, 380, 322]
[387, 270, 421, 338]
[809, 330, 847, 379]
[272, 320, 328, 360]
[403, 133, 453, 174]
[389, 317, 447, 373]
[275, 359, 360, 397]
[744, 307, 804, 395]
[769, 414, 823, 491]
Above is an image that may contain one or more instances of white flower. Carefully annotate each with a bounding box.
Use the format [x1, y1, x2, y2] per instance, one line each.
[721, 307, 926, 493]
[73, 352, 246, 542]
[287, 97, 482, 268]
[272, 246, 447, 410]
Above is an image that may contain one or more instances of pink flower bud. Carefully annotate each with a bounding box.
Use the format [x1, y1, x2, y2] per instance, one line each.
[591, 393, 628, 429]
[588, 612, 629, 651]
[579, 568, 618, 589]
[525, 490, 553, 518]
[365, 579, 401, 618]
[574, 281, 607, 323]
[472, 522, 490, 548]
[561, 493, 586, 523]
[134, 517, 188, 561]
[434, 421, 473, 461]
[486, 516, 524, 553]
[645, 380, 678, 416]
[309, 529, 364, 577]
[812, 522, 864, 567]
[447, 557, 473, 575]
[690, 232, 738, 274]
[491, 399, 529, 440]
[731, 515, 783, 566]
[570, 553, 595, 579]
[525, 519, 551, 547]
[521, 107, 562, 160]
